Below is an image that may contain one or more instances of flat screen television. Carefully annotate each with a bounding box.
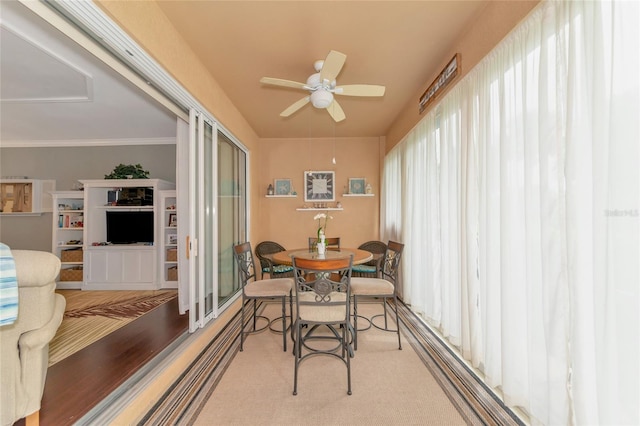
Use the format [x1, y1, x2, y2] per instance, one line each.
[106, 211, 154, 244]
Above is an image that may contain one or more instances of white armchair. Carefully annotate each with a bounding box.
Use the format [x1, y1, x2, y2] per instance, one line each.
[0, 249, 66, 426]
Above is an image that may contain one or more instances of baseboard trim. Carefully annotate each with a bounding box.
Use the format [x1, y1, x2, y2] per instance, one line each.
[395, 300, 525, 425]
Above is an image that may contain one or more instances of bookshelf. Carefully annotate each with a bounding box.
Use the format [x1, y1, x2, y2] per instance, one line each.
[51, 191, 84, 289]
[159, 190, 178, 288]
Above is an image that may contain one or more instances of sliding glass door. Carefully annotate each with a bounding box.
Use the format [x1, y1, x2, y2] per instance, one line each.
[217, 131, 246, 308]
[189, 110, 248, 330]
[189, 110, 216, 329]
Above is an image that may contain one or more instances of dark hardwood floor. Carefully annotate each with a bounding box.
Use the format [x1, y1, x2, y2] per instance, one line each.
[15, 298, 189, 426]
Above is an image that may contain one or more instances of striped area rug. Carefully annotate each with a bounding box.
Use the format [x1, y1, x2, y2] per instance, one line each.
[49, 290, 178, 366]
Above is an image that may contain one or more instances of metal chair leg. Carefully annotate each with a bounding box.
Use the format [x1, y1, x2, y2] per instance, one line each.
[393, 295, 402, 350]
[352, 295, 372, 351]
[281, 296, 287, 352]
[252, 299, 258, 330]
[345, 323, 352, 395]
[369, 296, 402, 350]
[289, 293, 294, 345]
[353, 296, 358, 350]
[293, 319, 301, 395]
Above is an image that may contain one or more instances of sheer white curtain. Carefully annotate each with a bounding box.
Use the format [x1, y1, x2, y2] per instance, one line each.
[382, 1, 639, 424]
[380, 147, 402, 244]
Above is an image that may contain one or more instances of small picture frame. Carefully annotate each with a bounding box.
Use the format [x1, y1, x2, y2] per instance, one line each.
[274, 179, 292, 196]
[168, 233, 178, 245]
[304, 171, 335, 202]
[349, 178, 366, 194]
[168, 213, 177, 227]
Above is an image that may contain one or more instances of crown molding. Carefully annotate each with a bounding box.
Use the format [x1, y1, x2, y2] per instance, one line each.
[0, 137, 175, 148]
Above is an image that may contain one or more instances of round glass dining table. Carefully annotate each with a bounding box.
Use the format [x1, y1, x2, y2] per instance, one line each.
[268, 248, 373, 266]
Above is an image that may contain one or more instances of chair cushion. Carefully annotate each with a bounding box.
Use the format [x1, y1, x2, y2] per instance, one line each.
[351, 277, 394, 296]
[297, 292, 347, 323]
[352, 264, 377, 273]
[244, 278, 292, 297]
[262, 265, 294, 274]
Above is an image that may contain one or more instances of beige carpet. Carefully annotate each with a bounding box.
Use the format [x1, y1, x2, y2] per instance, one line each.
[193, 302, 466, 425]
[49, 289, 178, 366]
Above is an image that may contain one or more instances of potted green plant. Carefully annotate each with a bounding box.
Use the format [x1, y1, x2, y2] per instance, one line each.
[104, 164, 150, 179]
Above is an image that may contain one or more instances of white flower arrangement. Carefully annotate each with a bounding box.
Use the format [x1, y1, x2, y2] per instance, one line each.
[314, 212, 333, 241]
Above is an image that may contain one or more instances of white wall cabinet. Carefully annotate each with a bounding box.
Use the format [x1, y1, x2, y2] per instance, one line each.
[84, 247, 155, 290]
[78, 179, 175, 290]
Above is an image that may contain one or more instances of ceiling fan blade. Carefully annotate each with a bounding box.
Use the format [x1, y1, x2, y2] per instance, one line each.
[326, 99, 346, 122]
[280, 96, 310, 117]
[260, 77, 307, 90]
[320, 50, 347, 83]
[335, 84, 386, 97]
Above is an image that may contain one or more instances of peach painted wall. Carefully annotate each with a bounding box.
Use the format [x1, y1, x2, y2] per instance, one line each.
[258, 137, 383, 249]
[385, 0, 540, 153]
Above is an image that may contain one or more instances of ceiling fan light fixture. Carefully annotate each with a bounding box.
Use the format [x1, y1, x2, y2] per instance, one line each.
[261, 50, 385, 121]
[310, 89, 333, 109]
[306, 73, 321, 87]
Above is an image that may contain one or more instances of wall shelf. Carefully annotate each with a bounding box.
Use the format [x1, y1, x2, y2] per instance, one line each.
[296, 207, 344, 211]
[1, 179, 55, 214]
[95, 205, 154, 210]
[265, 194, 297, 198]
[342, 193, 374, 197]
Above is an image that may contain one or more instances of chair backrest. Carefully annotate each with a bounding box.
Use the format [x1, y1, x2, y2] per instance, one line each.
[307, 237, 341, 251]
[381, 241, 405, 284]
[358, 240, 387, 254]
[255, 241, 286, 277]
[292, 255, 353, 322]
[233, 242, 257, 287]
[357, 240, 387, 266]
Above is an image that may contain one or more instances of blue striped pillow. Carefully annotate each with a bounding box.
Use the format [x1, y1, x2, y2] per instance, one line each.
[0, 243, 18, 326]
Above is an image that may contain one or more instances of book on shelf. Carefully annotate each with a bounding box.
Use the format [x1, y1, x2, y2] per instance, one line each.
[58, 213, 84, 228]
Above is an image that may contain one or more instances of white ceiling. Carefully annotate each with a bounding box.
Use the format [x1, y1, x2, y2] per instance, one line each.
[0, 1, 492, 144]
[0, 1, 176, 145]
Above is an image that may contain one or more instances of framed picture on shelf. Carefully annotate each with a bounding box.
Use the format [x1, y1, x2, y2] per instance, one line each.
[274, 179, 292, 195]
[168, 213, 177, 227]
[167, 233, 178, 245]
[349, 178, 366, 194]
[304, 171, 335, 202]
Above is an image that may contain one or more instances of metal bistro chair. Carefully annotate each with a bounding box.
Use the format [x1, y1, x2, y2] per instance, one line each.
[255, 241, 294, 279]
[291, 255, 354, 396]
[351, 240, 404, 351]
[352, 240, 387, 277]
[307, 237, 341, 251]
[233, 242, 293, 352]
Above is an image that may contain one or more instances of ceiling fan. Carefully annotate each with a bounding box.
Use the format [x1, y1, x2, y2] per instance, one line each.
[260, 50, 385, 122]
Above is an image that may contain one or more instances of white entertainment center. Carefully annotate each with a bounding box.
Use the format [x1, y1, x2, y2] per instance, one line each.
[52, 179, 176, 290]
